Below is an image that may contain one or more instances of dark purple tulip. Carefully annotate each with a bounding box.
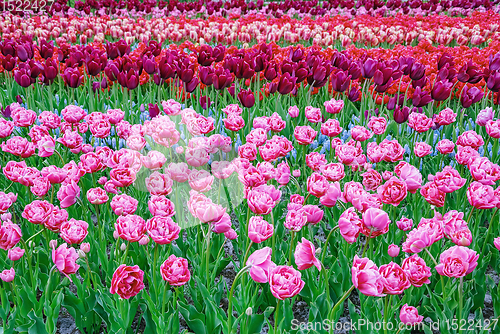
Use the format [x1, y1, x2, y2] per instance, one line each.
[348, 62, 361, 81]
[457, 61, 482, 84]
[290, 47, 303, 62]
[361, 58, 377, 79]
[238, 89, 255, 108]
[487, 70, 500, 92]
[85, 57, 102, 77]
[158, 57, 176, 80]
[143, 55, 157, 75]
[16, 44, 29, 62]
[148, 103, 160, 118]
[62, 67, 83, 88]
[115, 40, 130, 57]
[92, 82, 101, 94]
[265, 62, 278, 81]
[412, 86, 433, 107]
[14, 65, 32, 88]
[185, 77, 199, 93]
[437, 63, 456, 82]
[198, 45, 213, 67]
[200, 95, 211, 110]
[295, 63, 309, 83]
[42, 59, 58, 85]
[101, 76, 108, 89]
[105, 42, 119, 60]
[277, 73, 296, 95]
[213, 67, 232, 90]
[1, 105, 12, 118]
[268, 82, 278, 94]
[398, 56, 415, 76]
[212, 45, 226, 63]
[105, 61, 120, 82]
[235, 60, 255, 80]
[460, 86, 484, 108]
[38, 39, 54, 60]
[431, 80, 453, 101]
[16, 95, 22, 104]
[387, 94, 405, 110]
[199, 66, 214, 86]
[437, 52, 454, 70]
[2, 55, 16, 72]
[409, 62, 426, 81]
[348, 87, 361, 102]
[393, 105, 410, 123]
[227, 84, 235, 98]
[0, 39, 16, 57]
[178, 60, 195, 83]
[412, 75, 427, 89]
[147, 40, 161, 57]
[253, 53, 268, 73]
[489, 53, 500, 72]
[331, 70, 351, 92]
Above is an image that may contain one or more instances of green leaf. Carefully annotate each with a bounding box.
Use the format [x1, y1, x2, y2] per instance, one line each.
[26, 310, 48, 334]
[178, 301, 206, 334]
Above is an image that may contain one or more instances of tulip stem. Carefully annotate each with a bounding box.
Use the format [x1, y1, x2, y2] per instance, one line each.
[227, 265, 251, 334]
[206, 227, 212, 289]
[161, 282, 169, 315]
[466, 207, 475, 226]
[480, 208, 498, 257]
[274, 299, 281, 333]
[424, 247, 446, 298]
[327, 285, 355, 334]
[287, 231, 295, 266]
[320, 225, 339, 264]
[242, 241, 253, 269]
[361, 231, 373, 257]
[121, 241, 130, 264]
[458, 277, 464, 334]
[24, 228, 45, 245]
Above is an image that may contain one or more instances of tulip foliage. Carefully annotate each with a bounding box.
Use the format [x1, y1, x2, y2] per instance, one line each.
[2, 5, 500, 334]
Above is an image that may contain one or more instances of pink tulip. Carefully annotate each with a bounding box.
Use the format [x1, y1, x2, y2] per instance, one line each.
[145, 171, 173, 196]
[396, 217, 413, 231]
[379, 262, 411, 295]
[307, 173, 329, 198]
[361, 208, 390, 238]
[294, 238, 321, 271]
[433, 166, 466, 193]
[302, 205, 323, 225]
[60, 219, 89, 244]
[146, 216, 180, 244]
[401, 254, 431, 287]
[52, 243, 80, 277]
[0, 268, 15, 282]
[269, 265, 304, 300]
[188, 169, 214, 192]
[8, 246, 25, 261]
[160, 255, 191, 286]
[148, 195, 175, 217]
[248, 216, 273, 243]
[467, 181, 498, 209]
[110, 265, 145, 299]
[377, 177, 407, 206]
[246, 247, 275, 283]
[388, 244, 400, 257]
[57, 180, 81, 208]
[435, 246, 478, 277]
[338, 208, 362, 244]
[494, 237, 500, 251]
[351, 255, 385, 297]
[115, 215, 146, 242]
[87, 187, 109, 205]
[399, 304, 424, 325]
[22, 200, 54, 225]
[320, 182, 343, 207]
[413, 141, 432, 157]
[284, 209, 307, 232]
[141, 151, 167, 170]
[111, 194, 138, 216]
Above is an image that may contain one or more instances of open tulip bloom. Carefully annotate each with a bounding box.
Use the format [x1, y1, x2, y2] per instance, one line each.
[2, 4, 500, 334]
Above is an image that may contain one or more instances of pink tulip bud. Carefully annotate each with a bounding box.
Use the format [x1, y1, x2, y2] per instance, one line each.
[388, 244, 400, 257]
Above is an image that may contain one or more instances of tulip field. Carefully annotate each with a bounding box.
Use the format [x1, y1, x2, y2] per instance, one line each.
[2, 0, 500, 333]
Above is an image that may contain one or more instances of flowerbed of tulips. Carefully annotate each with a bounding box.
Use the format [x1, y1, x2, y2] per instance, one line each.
[3, 11, 500, 48]
[5, 0, 500, 18]
[2, 3, 500, 334]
